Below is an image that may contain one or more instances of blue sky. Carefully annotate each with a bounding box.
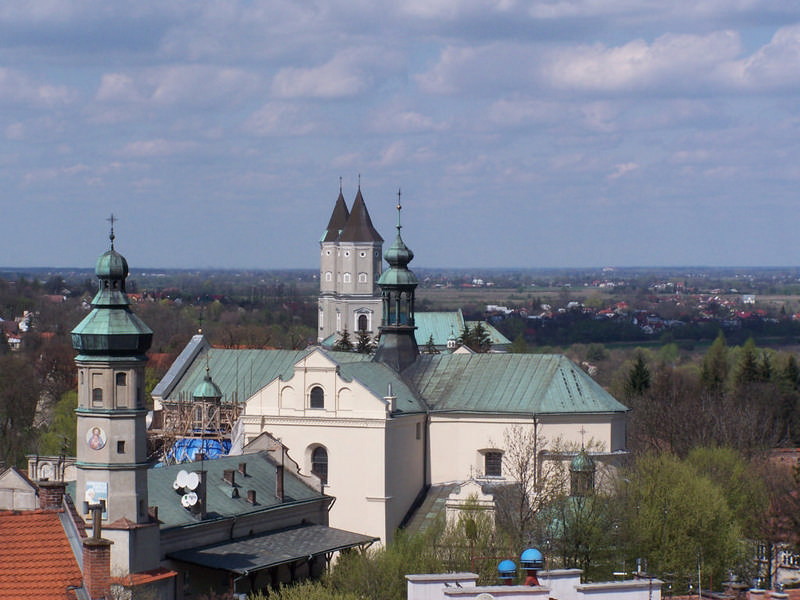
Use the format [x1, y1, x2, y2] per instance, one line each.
[3, 1, 800, 269]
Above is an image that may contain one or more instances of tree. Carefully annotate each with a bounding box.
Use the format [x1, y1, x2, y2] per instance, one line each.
[333, 328, 354, 352]
[510, 333, 528, 354]
[616, 452, 744, 590]
[355, 329, 375, 354]
[624, 351, 651, 399]
[734, 338, 760, 387]
[0, 354, 41, 467]
[700, 331, 728, 394]
[422, 334, 439, 355]
[37, 390, 78, 456]
[458, 322, 492, 353]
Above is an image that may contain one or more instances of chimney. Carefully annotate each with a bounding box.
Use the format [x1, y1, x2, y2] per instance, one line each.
[148, 506, 159, 522]
[238, 462, 247, 477]
[38, 480, 66, 510]
[223, 469, 236, 486]
[82, 537, 113, 600]
[247, 490, 257, 504]
[276, 464, 284, 502]
[191, 470, 206, 520]
[384, 383, 397, 414]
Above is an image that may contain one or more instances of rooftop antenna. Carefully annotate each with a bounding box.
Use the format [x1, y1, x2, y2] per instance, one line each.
[106, 213, 117, 250]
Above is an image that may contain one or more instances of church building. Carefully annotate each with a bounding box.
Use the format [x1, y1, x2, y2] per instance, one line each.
[153, 188, 629, 545]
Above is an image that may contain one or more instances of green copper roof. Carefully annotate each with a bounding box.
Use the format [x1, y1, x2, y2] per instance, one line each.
[404, 353, 628, 415]
[193, 372, 223, 400]
[570, 449, 595, 472]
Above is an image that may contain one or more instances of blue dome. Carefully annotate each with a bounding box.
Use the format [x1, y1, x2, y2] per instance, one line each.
[498, 559, 517, 579]
[521, 548, 544, 569]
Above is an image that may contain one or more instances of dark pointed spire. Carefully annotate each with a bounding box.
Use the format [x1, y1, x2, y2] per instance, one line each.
[321, 184, 350, 243]
[340, 184, 383, 243]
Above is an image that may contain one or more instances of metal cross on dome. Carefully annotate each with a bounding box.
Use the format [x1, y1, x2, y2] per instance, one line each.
[106, 213, 117, 250]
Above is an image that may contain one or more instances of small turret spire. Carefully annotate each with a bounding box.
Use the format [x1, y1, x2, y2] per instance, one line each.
[396, 188, 402, 233]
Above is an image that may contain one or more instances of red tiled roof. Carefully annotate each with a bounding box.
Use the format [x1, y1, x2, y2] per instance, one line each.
[0, 510, 83, 599]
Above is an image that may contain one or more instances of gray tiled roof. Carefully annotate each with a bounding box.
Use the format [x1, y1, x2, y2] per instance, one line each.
[320, 190, 350, 243]
[339, 188, 382, 243]
[167, 523, 377, 574]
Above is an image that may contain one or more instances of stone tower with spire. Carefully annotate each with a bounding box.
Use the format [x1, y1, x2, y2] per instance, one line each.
[318, 182, 383, 343]
[373, 192, 420, 372]
[71, 219, 161, 574]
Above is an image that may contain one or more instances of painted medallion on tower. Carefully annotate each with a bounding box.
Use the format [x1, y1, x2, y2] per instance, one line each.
[86, 426, 107, 451]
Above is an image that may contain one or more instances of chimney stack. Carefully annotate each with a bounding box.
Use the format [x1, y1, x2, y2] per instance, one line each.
[238, 462, 247, 477]
[247, 490, 257, 504]
[276, 464, 284, 502]
[38, 480, 66, 511]
[223, 469, 236, 486]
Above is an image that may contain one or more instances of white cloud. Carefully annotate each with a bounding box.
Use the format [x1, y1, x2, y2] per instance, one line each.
[118, 138, 198, 158]
[608, 162, 639, 180]
[722, 23, 800, 90]
[244, 103, 317, 136]
[369, 109, 447, 134]
[0, 67, 76, 107]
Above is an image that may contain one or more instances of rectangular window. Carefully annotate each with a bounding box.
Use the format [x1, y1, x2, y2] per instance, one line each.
[415, 422, 421, 440]
[117, 440, 125, 454]
[485, 451, 502, 477]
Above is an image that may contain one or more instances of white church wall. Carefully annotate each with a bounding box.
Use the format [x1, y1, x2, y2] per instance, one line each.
[385, 414, 426, 536]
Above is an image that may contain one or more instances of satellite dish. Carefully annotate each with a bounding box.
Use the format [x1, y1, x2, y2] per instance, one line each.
[172, 479, 181, 490]
[186, 491, 198, 506]
[475, 594, 495, 600]
[185, 471, 200, 491]
[176, 470, 189, 488]
[181, 494, 191, 508]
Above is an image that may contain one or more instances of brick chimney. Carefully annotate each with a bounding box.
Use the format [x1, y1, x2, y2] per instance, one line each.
[276, 464, 284, 502]
[82, 538, 112, 600]
[38, 480, 66, 510]
[223, 469, 236, 486]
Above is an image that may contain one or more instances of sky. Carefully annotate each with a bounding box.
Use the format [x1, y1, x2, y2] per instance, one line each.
[3, 1, 800, 270]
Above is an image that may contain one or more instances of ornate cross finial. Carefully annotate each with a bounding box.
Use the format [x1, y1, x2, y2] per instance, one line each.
[106, 214, 117, 250]
[579, 426, 587, 448]
[396, 188, 402, 231]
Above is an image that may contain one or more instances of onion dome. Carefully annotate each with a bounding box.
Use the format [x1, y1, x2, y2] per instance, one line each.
[71, 221, 153, 358]
[377, 195, 418, 288]
[193, 367, 222, 402]
[570, 448, 595, 473]
[520, 548, 544, 569]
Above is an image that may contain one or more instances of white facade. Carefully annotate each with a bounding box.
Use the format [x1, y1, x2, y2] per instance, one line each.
[237, 349, 425, 542]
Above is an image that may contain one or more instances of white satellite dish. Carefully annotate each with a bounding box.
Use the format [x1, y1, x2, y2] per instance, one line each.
[186, 491, 198, 506]
[176, 470, 189, 488]
[181, 494, 191, 508]
[185, 471, 200, 491]
[172, 479, 181, 490]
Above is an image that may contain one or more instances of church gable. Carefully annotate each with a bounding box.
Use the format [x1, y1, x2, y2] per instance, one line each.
[246, 348, 394, 418]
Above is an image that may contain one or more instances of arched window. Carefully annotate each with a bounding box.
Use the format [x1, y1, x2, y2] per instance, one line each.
[357, 314, 368, 332]
[312, 446, 328, 484]
[343, 273, 351, 283]
[358, 272, 368, 283]
[325, 271, 332, 282]
[484, 451, 503, 477]
[92, 388, 103, 407]
[310, 386, 324, 409]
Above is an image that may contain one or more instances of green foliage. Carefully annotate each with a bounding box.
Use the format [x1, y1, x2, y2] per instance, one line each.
[326, 530, 446, 600]
[618, 452, 745, 587]
[355, 329, 375, 354]
[0, 354, 40, 467]
[510, 333, 529, 354]
[333, 328, 354, 352]
[37, 390, 78, 456]
[423, 334, 439, 354]
[585, 343, 607, 362]
[457, 322, 492, 353]
[734, 338, 760, 387]
[624, 351, 651, 398]
[700, 331, 728, 394]
[251, 580, 360, 600]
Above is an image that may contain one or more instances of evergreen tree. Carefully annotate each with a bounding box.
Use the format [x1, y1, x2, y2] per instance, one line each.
[625, 351, 651, 398]
[423, 334, 439, 354]
[333, 328, 354, 352]
[781, 355, 800, 392]
[457, 323, 473, 349]
[758, 351, 773, 383]
[700, 331, 728, 394]
[734, 338, 759, 387]
[355, 329, 375, 354]
[510, 333, 529, 354]
[472, 322, 492, 353]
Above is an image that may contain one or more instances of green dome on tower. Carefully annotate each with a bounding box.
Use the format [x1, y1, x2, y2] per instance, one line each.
[71, 220, 153, 358]
[193, 369, 222, 401]
[570, 448, 595, 473]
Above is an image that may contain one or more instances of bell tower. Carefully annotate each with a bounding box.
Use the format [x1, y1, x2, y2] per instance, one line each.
[318, 180, 383, 343]
[373, 191, 419, 372]
[71, 218, 158, 573]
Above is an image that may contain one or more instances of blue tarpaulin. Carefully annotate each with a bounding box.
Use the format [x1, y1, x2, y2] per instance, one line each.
[160, 438, 232, 465]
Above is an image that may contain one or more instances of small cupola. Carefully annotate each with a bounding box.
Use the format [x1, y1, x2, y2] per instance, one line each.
[569, 448, 595, 497]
